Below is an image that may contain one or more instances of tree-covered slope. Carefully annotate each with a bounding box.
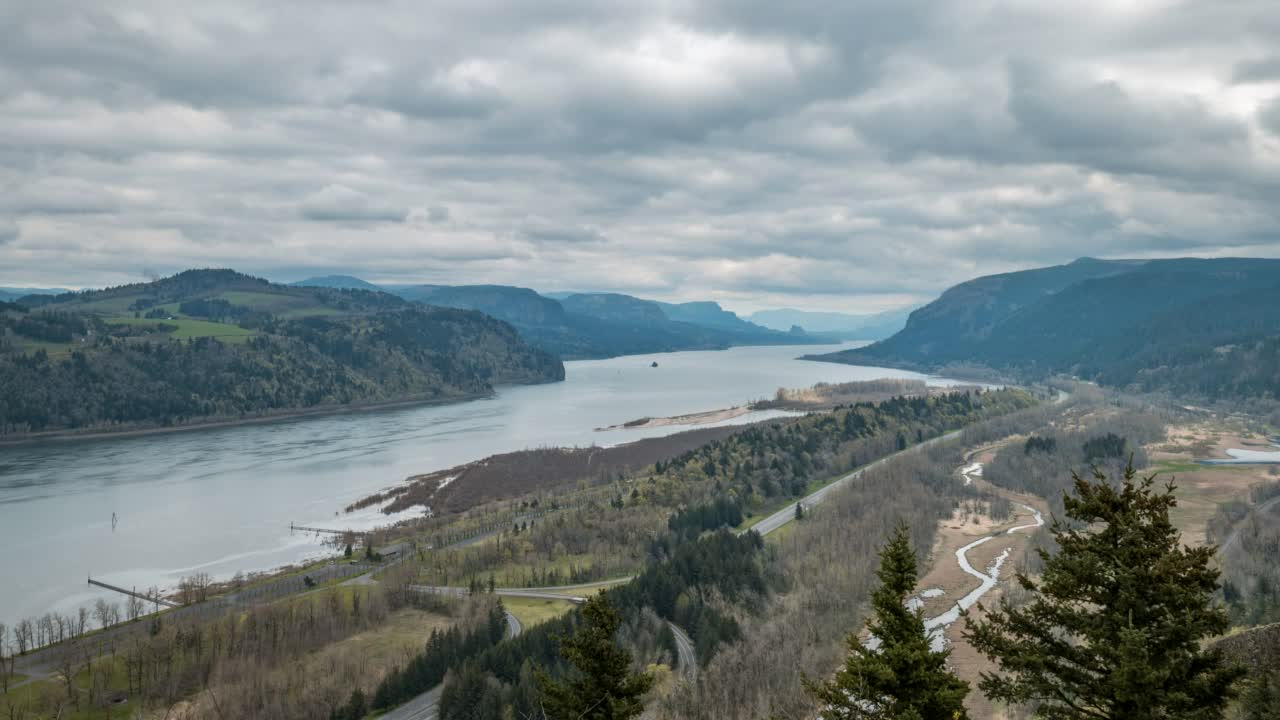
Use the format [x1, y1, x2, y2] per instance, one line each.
[387, 286, 820, 359]
[809, 257, 1280, 400]
[0, 270, 563, 436]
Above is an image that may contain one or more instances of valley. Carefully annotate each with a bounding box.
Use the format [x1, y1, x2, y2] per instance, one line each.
[3, 263, 1278, 720]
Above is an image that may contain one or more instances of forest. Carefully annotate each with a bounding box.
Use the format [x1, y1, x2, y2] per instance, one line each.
[812, 257, 1280, 403]
[0, 270, 562, 435]
[410, 388, 1036, 589]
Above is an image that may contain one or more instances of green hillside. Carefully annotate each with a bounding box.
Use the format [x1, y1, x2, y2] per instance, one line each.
[809, 257, 1280, 401]
[0, 270, 562, 436]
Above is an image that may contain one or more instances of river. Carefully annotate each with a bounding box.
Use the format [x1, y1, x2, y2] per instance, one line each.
[0, 343, 966, 626]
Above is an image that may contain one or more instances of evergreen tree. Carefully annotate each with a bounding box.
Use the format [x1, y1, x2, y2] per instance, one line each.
[1238, 667, 1280, 720]
[964, 464, 1245, 719]
[805, 522, 970, 719]
[536, 595, 653, 720]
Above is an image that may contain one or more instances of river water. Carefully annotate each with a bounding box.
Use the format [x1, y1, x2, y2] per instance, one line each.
[0, 343, 964, 625]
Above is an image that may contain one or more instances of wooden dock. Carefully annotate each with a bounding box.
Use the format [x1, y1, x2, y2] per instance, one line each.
[289, 523, 352, 536]
[88, 578, 179, 608]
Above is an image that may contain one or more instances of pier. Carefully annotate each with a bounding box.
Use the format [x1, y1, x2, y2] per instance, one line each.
[289, 523, 352, 536]
[88, 577, 179, 608]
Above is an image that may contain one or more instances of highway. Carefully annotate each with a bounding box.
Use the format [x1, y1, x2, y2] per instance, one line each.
[749, 429, 965, 537]
[668, 621, 697, 678]
[371, 393, 1055, 718]
[378, 686, 443, 720]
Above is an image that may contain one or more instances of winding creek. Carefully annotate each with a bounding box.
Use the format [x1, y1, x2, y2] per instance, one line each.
[922, 463, 1045, 650]
[0, 342, 972, 627]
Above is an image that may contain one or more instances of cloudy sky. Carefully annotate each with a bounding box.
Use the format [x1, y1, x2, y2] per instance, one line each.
[1, 0, 1278, 313]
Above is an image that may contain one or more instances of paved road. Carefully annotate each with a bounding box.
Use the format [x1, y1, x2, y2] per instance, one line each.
[668, 621, 697, 678]
[749, 429, 965, 537]
[378, 686, 443, 720]
[506, 610, 522, 639]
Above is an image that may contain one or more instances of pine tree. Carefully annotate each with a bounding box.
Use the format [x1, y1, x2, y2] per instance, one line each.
[964, 464, 1245, 719]
[536, 595, 653, 720]
[805, 522, 970, 719]
[1238, 667, 1280, 720]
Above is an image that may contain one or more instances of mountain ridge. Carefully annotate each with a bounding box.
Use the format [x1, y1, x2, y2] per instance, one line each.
[0, 269, 563, 437]
[807, 257, 1280, 400]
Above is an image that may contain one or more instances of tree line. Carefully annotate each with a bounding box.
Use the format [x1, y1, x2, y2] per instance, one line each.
[0, 305, 561, 435]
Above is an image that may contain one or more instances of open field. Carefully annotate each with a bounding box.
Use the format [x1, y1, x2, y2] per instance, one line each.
[214, 290, 346, 318]
[1148, 422, 1279, 546]
[502, 596, 576, 629]
[105, 316, 257, 342]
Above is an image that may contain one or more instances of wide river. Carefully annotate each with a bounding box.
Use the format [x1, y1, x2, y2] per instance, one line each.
[0, 343, 964, 625]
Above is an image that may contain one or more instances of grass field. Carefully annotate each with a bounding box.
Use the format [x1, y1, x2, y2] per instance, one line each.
[478, 552, 607, 587]
[105, 316, 257, 342]
[215, 290, 345, 318]
[503, 597, 576, 629]
[13, 338, 77, 357]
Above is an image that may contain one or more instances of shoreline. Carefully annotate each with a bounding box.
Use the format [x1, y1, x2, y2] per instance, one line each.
[0, 388, 516, 446]
[595, 405, 753, 431]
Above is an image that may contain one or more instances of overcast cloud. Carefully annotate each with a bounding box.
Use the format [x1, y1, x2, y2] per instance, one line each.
[1, 0, 1277, 313]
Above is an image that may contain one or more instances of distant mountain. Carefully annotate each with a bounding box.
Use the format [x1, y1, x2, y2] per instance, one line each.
[375, 286, 819, 360]
[808, 257, 1280, 400]
[0, 269, 562, 436]
[393, 284, 568, 326]
[656, 301, 770, 334]
[292, 275, 384, 292]
[561, 293, 669, 326]
[750, 308, 912, 340]
[0, 286, 71, 303]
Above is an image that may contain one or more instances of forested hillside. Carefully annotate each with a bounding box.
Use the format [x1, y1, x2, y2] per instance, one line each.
[296, 277, 819, 359]
[395, 286, 816, 359]
[810, 257, 1280, 401]
[0, 270, 562, 436]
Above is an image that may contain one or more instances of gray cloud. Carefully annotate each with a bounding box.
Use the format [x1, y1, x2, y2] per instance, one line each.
[1233, 55, 1280, 83]
[0, 218, 17, 244]
[0, 0, 1277, 312]
[299, 185, 408, 223]
[1263, 98, 1280, 136]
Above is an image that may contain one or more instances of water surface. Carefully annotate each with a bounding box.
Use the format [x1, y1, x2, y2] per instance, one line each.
[0, 343, 963, 624]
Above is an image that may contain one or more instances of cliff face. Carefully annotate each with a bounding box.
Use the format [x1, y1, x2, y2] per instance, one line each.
[807, 257, 1280, 401]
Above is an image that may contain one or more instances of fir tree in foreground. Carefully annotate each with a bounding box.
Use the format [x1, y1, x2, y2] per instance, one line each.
[536, 594, 653, 720]
[965, 464, 1245, 719]
[805, 522, 970, 719]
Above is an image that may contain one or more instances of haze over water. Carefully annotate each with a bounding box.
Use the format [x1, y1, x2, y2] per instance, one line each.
[0, 343, 967, 625]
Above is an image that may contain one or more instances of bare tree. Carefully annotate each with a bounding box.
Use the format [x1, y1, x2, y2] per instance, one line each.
[192, 572, 213, 603]
[0, 622, 8, 693]
[76, 607, 89, 637]
[93, 598, 112, 630]
[37, 614, 54, 648]
[14, 619, 33, 655]
[127, 593, 144, 622]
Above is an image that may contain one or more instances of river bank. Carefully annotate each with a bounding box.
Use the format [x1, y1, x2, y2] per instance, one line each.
[594, 405, 754, 430]
[0, 389, 509, 446]
[0, 342, 963, 626]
